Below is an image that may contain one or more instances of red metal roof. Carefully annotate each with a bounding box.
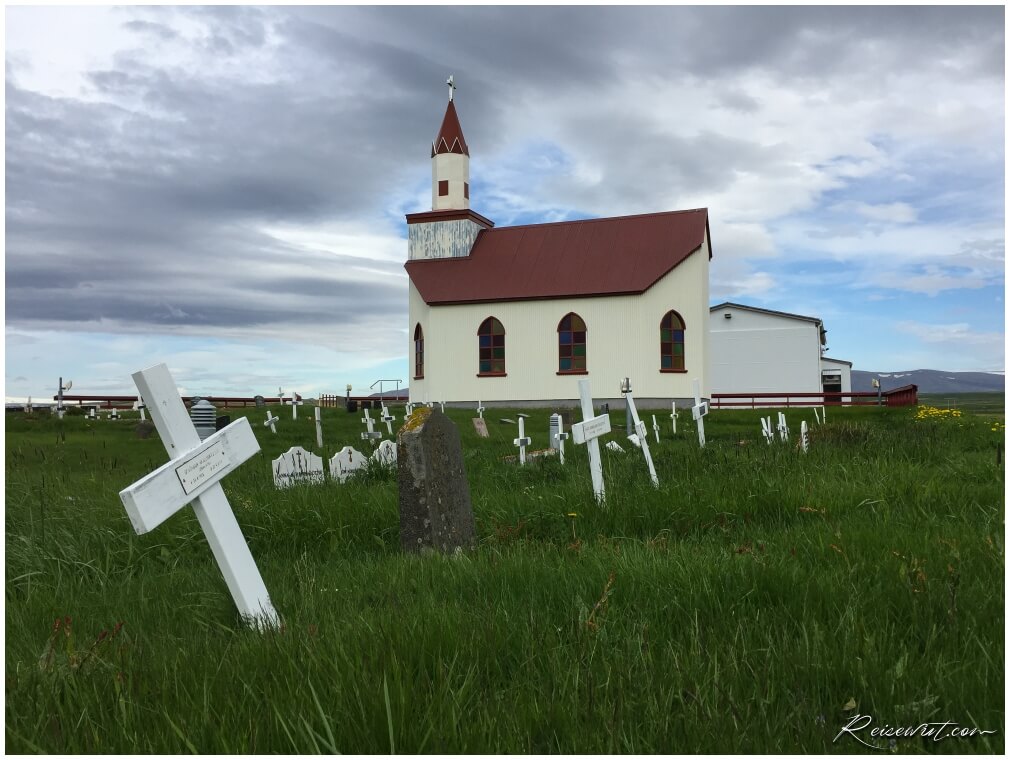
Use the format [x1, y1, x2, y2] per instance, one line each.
[406, 208, 710, 305]
[431, 100, 469, 157]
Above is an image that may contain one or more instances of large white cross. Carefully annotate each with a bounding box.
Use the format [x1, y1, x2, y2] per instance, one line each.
[777, 412, 789, 442]
[625, 390, 659, 487]
[361, 408, 382, 443]
[118, 363, 279, 629]
[800, 420, 810, 453]
[571, 379, 609, 502]
[513, 417, 532, 465]
[314, 406, 323, 448]
[554, 417, 570, 466]
[264, 410, 280, 434]
[446, 74, 456, 101]
[380, 404, 396, 435]
[290, 392, 304, 420]
[691, 379, 709, 448]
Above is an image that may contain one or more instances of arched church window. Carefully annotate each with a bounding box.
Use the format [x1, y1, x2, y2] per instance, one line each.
[478, 317, 506, 376]
[660, 311, 686, 371]
[414, 324, 424, 379]
[557, 313, 587, 374]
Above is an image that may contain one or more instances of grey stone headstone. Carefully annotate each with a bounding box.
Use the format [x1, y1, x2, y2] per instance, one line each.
[472, 417, 489, 438]
[398, 408, 476, 554]
[254, 395, 265, 408]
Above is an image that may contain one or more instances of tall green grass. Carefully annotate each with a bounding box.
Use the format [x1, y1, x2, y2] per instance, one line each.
[5, 403, 1004, 753]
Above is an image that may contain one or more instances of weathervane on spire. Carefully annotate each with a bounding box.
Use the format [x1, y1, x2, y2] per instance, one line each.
[446, 75, 456, 102]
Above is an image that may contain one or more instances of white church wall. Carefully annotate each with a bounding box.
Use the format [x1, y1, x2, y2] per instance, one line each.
[709, 306, 822, 394]
[409, 241, 710, 405]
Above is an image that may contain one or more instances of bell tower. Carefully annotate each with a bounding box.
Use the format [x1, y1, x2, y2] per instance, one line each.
[431, 75, 470, 210]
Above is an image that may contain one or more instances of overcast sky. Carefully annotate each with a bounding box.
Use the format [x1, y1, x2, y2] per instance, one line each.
[5, 5, 1005, 400]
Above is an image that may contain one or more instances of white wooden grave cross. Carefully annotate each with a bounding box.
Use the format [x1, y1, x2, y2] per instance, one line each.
[109, 409, 120, 420]
[761, 416, 774, 445]
[118, 363, 279, 629]
[691, 379, 709, 448]
[820, 405, 826, 423]
[777, 412, 789, 442]
[314, 406, 323, 448]
[606, 440, 625, 453]
[671, 403, 678, 434]
[813, 406, 821, 426]
[88, 407, 97, 420]
[264, 410, 280, 433]
[277, 387, 285, 406]
[554, 417, 570, 466]
[652, 414, 661, 444]
[24, 396, 32, 414]
[571, 379, 609, 502]
[439, 401, 445, 413]
[405, 403, 414, 417]
[625, 389, 659, 487]
[476, 400, 485, 419]
[290, 392, 304, 420]
[360, 408, 383, 443]
[513, 417, 532, 465]
[800, 420, 810, 453]
[380, 404, 396, 435]
[133, 397, 147, 421]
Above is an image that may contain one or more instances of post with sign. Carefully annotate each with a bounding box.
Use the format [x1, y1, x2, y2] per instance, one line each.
[571, 379, 610, 502]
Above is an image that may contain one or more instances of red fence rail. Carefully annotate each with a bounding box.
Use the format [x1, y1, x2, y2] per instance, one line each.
[711, 384, 918, 409]
[56, 394, 284, 409]
[319, 393, 408, 408]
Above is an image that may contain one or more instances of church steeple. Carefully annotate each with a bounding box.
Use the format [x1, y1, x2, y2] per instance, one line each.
[431, 75, 470, 210]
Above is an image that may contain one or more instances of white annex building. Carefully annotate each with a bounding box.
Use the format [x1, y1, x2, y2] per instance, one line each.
[405, 85, 713, 408]
[709, 303, 852, 395]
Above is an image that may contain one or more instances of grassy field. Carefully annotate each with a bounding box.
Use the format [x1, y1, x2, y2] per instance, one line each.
[5, 400, 1005, 753]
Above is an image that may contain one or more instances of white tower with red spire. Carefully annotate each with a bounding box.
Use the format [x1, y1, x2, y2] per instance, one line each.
[431, 76, 470, 210]
[407, 76, 494, 262]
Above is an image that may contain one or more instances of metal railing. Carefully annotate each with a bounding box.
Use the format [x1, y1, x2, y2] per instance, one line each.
[711, 384, 918, 409]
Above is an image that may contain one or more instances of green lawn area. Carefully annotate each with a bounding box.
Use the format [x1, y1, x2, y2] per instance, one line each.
[5, 401, 1004, 753]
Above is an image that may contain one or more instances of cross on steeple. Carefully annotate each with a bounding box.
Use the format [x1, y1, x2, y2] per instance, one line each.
[446, 75, 456, 102]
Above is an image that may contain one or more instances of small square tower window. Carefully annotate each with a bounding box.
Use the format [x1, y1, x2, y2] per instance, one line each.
[438, 180, 449, 196]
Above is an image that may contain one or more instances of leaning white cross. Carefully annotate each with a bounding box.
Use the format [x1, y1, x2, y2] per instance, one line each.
[264, 410, 280, 434]
[800, 420, 810, 453]
[513, 417, 532, 465]
[761, 416, 774, 445]
[777, 412, 789, 442]
[652, 414, 660, 444]
[625, 388, 659, 487]
[476, 400, 485, 419]
[691, 379, 709, 448]
[290, 393, 304, 420]
[360, 408, 382, 443]
[554, 417, 569, 466]
[133, 396, 147, 421]
[314, 407, 323, 448]
[118, 363, 279, 629]
[571, 379, 610, 502]
[813, 407, 821, 426]
[380, 404, 396, 436]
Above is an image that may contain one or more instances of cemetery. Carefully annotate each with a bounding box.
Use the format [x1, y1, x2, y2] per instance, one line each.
[4, 381, 1004, 753]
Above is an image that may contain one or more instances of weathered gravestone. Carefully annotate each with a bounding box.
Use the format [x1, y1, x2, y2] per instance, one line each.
[472, 417, 489, 438]
[397, 408, 476, 553]
[254, 395, 265, 408]
[272, 446, 324, 488]
[329, 445, 367, 483]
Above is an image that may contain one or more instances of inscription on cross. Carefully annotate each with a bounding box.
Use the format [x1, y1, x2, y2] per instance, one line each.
[117, 363, 279, 629]
[290, 392, 304, 420]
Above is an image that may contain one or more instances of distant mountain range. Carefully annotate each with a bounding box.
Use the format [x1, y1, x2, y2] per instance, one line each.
[852, 369, 1004, 394]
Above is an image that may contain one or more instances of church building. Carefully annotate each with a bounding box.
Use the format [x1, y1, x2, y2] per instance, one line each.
[404, 84, 713, 408]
